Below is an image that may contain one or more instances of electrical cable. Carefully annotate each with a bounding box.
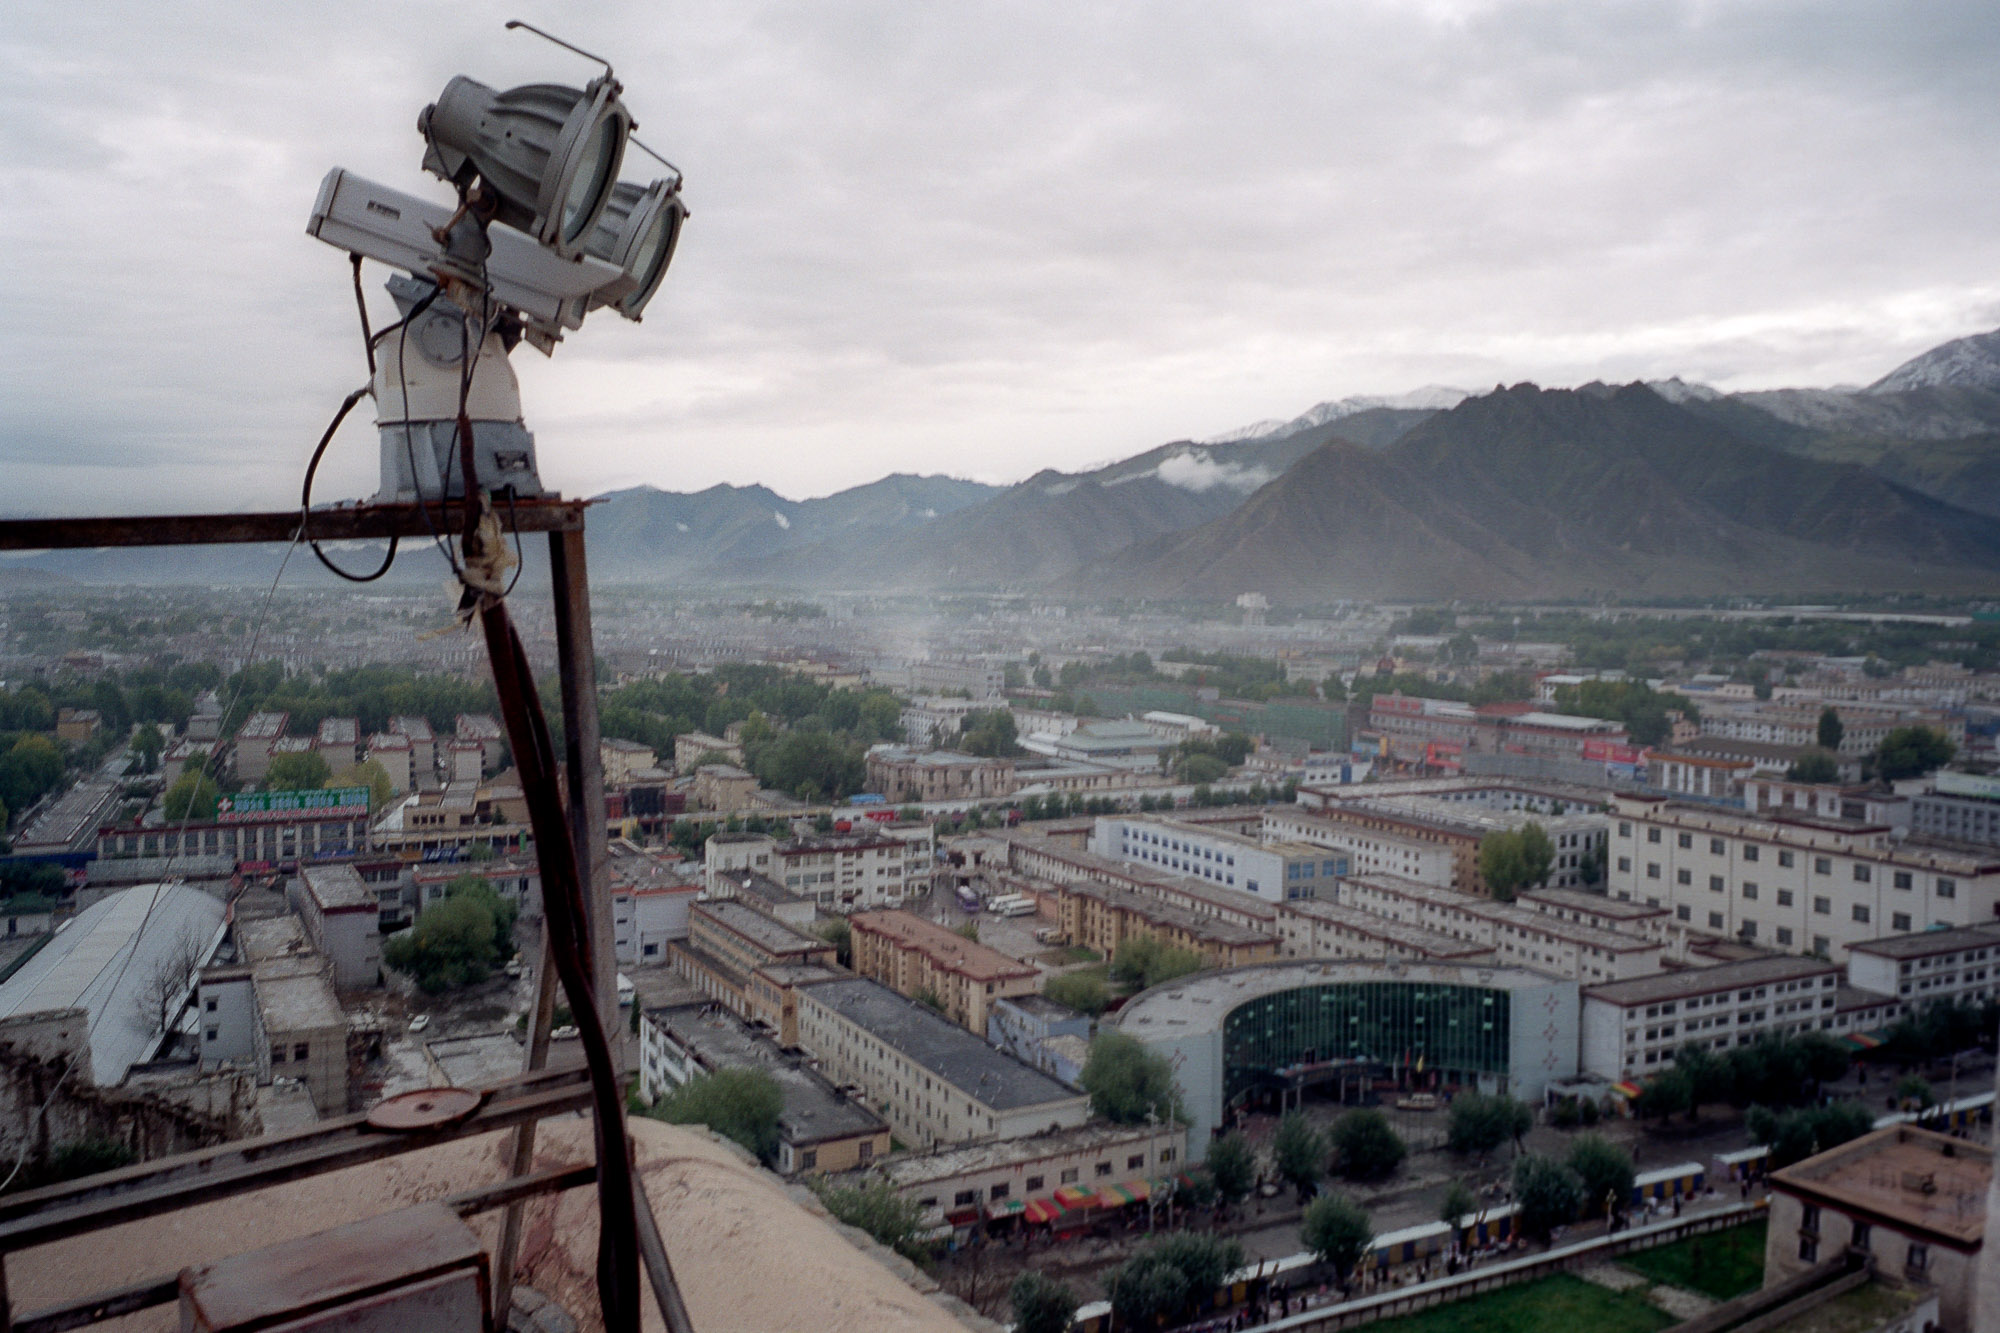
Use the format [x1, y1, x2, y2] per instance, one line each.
[349, 253, 376, 376]
[301, 387, 399, 582]
[0, 527, 306, 1196]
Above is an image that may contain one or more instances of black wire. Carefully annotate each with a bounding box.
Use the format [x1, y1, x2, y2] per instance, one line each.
[502, 487, 526, 597]
[349, 253, 376, 376]
[302, 387, 400, 582]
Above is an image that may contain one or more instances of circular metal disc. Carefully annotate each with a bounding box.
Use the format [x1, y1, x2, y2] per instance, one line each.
[367, 1087, 485, 1132]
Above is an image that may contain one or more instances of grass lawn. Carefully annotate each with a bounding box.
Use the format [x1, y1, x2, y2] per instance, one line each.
[1364, 1274, 1675, 1333]
[1053, 945, 1101, 964]
[1618, 1220, 1767, 1302]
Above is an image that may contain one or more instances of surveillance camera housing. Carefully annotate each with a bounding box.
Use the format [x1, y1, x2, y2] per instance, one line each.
[582, 179, 688, 320]
[419, 76, 631, 258]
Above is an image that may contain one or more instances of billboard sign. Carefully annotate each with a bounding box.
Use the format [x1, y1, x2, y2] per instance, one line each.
[217, 787, 370, 824]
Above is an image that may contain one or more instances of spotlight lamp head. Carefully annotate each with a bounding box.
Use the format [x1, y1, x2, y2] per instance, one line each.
[583, 178, 688, 320]
[419, 74, 631, 257]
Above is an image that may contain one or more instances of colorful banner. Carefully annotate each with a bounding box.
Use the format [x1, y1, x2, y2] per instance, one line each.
[217, 786, 370, 824]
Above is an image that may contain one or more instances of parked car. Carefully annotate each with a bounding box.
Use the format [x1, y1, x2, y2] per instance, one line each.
[408, 1015, 430, 1033]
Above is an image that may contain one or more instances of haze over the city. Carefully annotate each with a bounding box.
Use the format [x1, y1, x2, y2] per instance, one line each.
[4, 1, 1999, 517]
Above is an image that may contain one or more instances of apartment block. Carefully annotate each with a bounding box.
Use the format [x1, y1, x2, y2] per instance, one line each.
[233, 711, 289, 785]
[1091, 814, 1337, 903]
[1578, 953, 1842, 1080]
[290, 863, 382, 991]
[365, 732, 415, 794]
[1845, 923, 2000, 1010]
[314, 716, 360, 774]
[387, 715, 436, 780]
[794, 977, 1090, 1149]
[670, 901, 837, 1020]
[1047, 876, 1279, 970]
[1004, 833, 1281, 936]
[882, 1120, 1187, 1229]
[1605, 793, 2000, 961]
[1273, 897, 1495, 965]
[866, 748, 1017, 803]
[1339, 874, 1661, 984]
[849, 909, 1039, 1034]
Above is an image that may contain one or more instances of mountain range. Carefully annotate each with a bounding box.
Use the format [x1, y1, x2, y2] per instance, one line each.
[10, 327, 2000, 601]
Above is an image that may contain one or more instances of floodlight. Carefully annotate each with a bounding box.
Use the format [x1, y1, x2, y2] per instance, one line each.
[581, 179, 687, 320]
[419, 75, 631, 257]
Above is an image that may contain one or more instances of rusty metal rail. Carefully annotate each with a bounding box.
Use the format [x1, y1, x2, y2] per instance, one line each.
[0, 499, 588, 551]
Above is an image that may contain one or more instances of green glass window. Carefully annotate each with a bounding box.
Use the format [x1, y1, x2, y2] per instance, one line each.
[1220, 982, 1510, 1107]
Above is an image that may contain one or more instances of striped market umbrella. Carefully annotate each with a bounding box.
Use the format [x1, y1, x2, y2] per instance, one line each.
[1054, 1185, 1096, 1210]
[1022, 1198, 1065, 1225]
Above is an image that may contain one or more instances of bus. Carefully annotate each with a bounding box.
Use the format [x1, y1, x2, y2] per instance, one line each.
[955, 885, 981, 914]
[987, 894, 1036, 917]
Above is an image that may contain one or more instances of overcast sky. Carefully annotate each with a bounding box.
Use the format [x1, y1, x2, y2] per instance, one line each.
[3, 1, 1997, 515]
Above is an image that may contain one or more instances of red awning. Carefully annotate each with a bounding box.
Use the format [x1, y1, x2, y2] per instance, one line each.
[1022, 1197, 1065, 1225]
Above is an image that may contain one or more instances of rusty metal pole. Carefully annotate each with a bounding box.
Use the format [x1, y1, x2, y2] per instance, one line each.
[548, 529, 619, 1067]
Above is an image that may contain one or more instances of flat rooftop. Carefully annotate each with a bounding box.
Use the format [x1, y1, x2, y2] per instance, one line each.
[802, 978, 1081, 1112]
[1116, 959, 1570, 1041]
[694, 901, 826, 957]
[1582, 952, 1837, 1007]
[1846, 922, 2000, 961]
[648, 1003, 886, 1145]
[299, 863, 372, 911]
[254, 958, 345, 1033]
[1282, 897, 1493, 957]
[1771, 1126, 1988, 1249]
[850, 910, 1036, 982]
[1057, 879, 1275, 948]
[1518, 887, 1668, 921]
[881, 1119, 1173, 1188]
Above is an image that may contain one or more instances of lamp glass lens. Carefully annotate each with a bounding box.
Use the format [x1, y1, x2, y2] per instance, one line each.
[625, 207, 673, 305]
[561, 118, 621, 243]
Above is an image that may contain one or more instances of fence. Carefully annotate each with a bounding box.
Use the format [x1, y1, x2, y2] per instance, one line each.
[1251, 1202, 1766, 1332]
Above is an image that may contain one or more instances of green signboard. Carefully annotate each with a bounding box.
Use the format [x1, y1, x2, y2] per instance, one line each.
[217, 787, 370, 824]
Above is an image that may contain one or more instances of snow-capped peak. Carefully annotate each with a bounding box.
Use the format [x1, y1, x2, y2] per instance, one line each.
[1199, 386, 1471, 444]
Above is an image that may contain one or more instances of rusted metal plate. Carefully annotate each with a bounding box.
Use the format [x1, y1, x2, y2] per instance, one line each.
[366, 1087, 485, 1132]
[0, 499, 589, 551]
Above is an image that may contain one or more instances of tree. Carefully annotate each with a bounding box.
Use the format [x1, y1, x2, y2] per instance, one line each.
[130, 723, 165, 774]
[1797, 1032, 1852, 1091]
[1440, 1180, 1478, 1233]
[1787, 749, 1840, 784]
[1329, 1109, 1406, 1182]
[132, 925, 207, 1041]
[1750, 1101, 1875, 1170]
[1477, 822, 1553, 902]
[959, 710, 1024, 758]
[1301, 1194, 1373, 1293]
[330, 758, 395, 810]
[1110, 935, 1205, 990]
[816, 918, 852, 968]
[264, 749, 331, 791]
[1080, 1031, 1181, 1124]
[912, 985, 947, 1013]
[1565, 1134, 1634, 1218]
[1271, 1111, 1325, 1196]
[807, 1176, 933, 1262]
[1107, 1234, 1243, 1329]
[954, 919, 981, 942]
[1674, 1043, 1734, 1119]
[1634, 1067, 1694, 1121]
[1816, 707, 1844, 752]
[162, 772, 220, 822]
[649, 1067, 785, 1161]
[1577, 842, 1605, 888]
[1875, 726, 1954, 782]
[1176, 752, 1229, 785]
[1448, 1093, 1533, 1158]
[1205, 1132, 1257, 1209]
[1009, 1272, 1078, 1333]
[0, 734, 65, 815]
[1895, 1075, 1935, 1109]
[1512, 1155, 1583, 1243]
[1043, 970, 1109, 1016]
[382, 876, 517, 992]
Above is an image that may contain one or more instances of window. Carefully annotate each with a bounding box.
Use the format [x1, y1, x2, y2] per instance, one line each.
[1893, 871, 1912, 890]
[1798, 1235, 1818, 1263]
[991, 1183, 1010, 1201]
[1778, 889, 1794, 907]
[205, 1027, 218, 1042]
[1744, 845, 1760, 863]
[1647, 863, 1661, 880]
[1618, 822, 1631, 837]
[1813, 897, 1832, 916]
[1743, 882, 1759, 900]
[1814, 858, 1832, 876]
[1906, 1242, 1928, 1275]
[1709, 912, 1725, 929]
[1852, 865, 1871, 883]
[858, 1140, 873, 1163]
[1779, 851, 1795, 868]
[1128, 1154, 1145, 1170]
[1776, 927, 1793, 947]
[1937, 878, 1957, 899]
[1710, 875, 1724, 893]
[1677, 832, 1693, 849]
[1095, 1161, 1114, 1178]
[270, 1044, 286, 1064]
[1026, 1175, 1044, 1192]
[1677, 869, 1693, 886]
[1801, 1204, 1820, 1233]
[1617, 856, 1632, 873]
[1060, 1168, 1079, 1184]
[954, 1190, 977, 1207]
[1852, 905, 1870, 924]
[1740, 920, 1757, 939]
[1676, 905, 1691, 921]
[1648, 828, 1662, 844]
[800, 1149, 818, 1170]
[1813, 935, 1831, 955]
[1850, 1221, 1871, 1249]
[1892, 913, 1911, 932]
[1160, 1148, 1175, 1163]
[205, 997, 218, 1013]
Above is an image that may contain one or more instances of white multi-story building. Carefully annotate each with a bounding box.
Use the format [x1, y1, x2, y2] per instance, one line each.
[1605, 793, 2000, 962]
[1698, 700, 1961, 757]
[710, 825, 936, 913]
[1338, 874, 1662, 985]
[1578, 954, 1843, 1081]
[898, 697, 986, 748]
[1845, 923, 2000, 1011]
[1091, 814, 1338, 904]
[1261, 805, 1457, 888]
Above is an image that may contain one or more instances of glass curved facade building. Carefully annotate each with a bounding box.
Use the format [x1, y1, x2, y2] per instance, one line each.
[1115, 961, 1578, 1162]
